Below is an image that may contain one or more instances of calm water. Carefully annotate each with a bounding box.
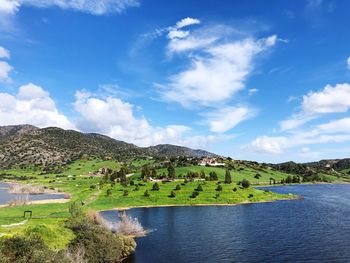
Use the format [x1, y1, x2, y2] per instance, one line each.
[0, 182, 66, 204]
[101, 184, 350, 263]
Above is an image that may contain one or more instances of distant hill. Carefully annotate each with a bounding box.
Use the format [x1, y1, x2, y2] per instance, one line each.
[0, 125, 217, 168]
[272, 159, 350, 175]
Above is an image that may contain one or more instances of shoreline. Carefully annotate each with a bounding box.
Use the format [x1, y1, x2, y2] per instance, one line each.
[0, 198, 71, 208]
[103, 195, 302, 212]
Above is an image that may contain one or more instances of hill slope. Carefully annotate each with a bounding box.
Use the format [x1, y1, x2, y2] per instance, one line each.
[0, 125, 216, 168]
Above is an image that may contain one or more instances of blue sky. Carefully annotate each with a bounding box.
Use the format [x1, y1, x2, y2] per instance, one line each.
[1, 0, 350, 163]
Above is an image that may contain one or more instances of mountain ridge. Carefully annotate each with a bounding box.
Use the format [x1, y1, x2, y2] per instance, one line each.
[0, 125, 217, 168]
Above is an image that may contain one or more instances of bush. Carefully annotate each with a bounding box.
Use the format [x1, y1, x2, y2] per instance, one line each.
[215, 185, 223, 192]
[67, 204, 136, 263]
[0, 234, 61, 263]
[123, 190, 129, 197]
[144, 190, 150, 197]
[190, 190, 199, 198]
[152, 182, 160, 191]
[169, 191, 176, 198]
[196, 184, 203, 191]
[232, 187, 237, 192]
[248, 194, 254, 198]
[241, 179, 250, 188]
[175, 184, 181, 190]
[106, 189, 112, 196]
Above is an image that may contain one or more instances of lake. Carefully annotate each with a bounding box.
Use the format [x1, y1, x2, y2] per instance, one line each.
[101, 184, 350, 263]
[0, 182, 66, 205]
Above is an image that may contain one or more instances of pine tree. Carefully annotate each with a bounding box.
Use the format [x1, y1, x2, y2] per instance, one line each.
[224, 169, 232, 184]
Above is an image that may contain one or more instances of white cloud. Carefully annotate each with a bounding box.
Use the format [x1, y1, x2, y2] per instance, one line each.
[250, 116, 350, 154]
[205, 106, 256, 133]
[248, 88, 258, 95]
[73, 91, 220, 148]
[250, 136, 289, 154]
[0, 61, 14, 82]
[317, 117, 350, 134]
[175, 17, 200, 29]
[1, 0, 139, 16]
[0, 83, 74, 129]
[347, 56, 350, 70]
[0, 46, 10, 58]
[302, 83, 350, 113]
[0, 0, 19, 14]
[161, 37, 276, 107]
[280, 83, 350, 131]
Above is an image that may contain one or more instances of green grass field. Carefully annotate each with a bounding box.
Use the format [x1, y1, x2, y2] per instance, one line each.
[132, 165, 307, 184]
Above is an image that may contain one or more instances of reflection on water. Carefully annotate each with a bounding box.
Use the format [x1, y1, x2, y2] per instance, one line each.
[101, 184, 350, 263]
[0, 182, 65, 204]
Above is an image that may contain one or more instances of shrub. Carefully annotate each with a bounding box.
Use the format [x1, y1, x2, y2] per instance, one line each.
[241, 179, 250, 188]
[215, 185, 223, 192]
[248, 194, 254, 198]
[152, 182, 160, 191]
[169, 191, 176, 198]
[175, 184, 181, 190]
[144, 190, 150, 197]
[232, 187, 237, 192]
[191, 190, 199, 198]
[196, 184, 203, 191]
[106, 189, 112, 196]
[0, 234, 60, 263]
[123, 190, 129, 197]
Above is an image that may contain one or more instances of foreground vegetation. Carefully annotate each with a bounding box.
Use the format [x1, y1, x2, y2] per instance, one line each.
[0, 203, 135, 262]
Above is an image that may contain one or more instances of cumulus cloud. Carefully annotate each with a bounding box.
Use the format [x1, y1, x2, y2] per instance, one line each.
[0, 0, 19, 15]
[1, 0, 139, 16]
[250, 116, 350, 154]
[0, 83, 74, 129]
[73, 91, 221, 148]
[280, 83, 350, 131]
[0, 61, 14, 82]
[205, 106, 256, 133]
[0, 46, 10, 58]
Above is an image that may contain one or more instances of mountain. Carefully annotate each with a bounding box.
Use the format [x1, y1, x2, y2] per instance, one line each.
[146, 144, 215, 158]
[0, 125, 216, 168]
[0, 125, 38, 140]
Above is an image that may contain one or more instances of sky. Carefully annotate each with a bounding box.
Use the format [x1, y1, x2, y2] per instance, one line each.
[1, 0, 350, 163]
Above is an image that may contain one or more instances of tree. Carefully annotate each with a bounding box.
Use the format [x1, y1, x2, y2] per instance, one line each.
[118, 166, 127, 186]
[200, 170, 206, 179]
[196, 184, 203, 191]
[254, 173, 261, 180]
[175, 184, 181, 190]
[169, 191, 176, 198]
[216, 185, 223, 192]
[191, 190, 199, 198]
[167, 163, 176, 179]
[141, 165, 151, 180]
[209, 171, 218, 181]
[224, 169, 232, 184]
[152, 182, 160, 191]
[144, 190, 150, 197]
[241, 179, 250, 188]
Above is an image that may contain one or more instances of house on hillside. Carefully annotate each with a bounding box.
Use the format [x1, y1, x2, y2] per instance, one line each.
[199, 157, 225, 167]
